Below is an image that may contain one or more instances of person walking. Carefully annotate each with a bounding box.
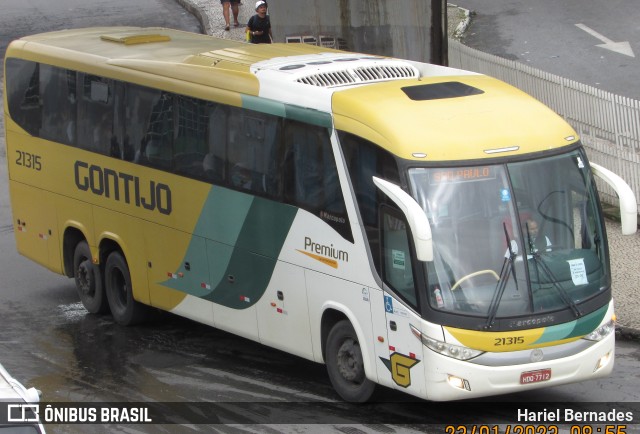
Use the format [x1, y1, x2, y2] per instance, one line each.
[221, 0, 240, 31]
[246, 1, 272, 44]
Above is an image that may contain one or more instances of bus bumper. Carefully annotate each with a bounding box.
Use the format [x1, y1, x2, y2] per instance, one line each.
[421, 332, 615, 401]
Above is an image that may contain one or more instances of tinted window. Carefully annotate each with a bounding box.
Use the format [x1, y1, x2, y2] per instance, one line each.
[5, 58, 352, 241]
[339, 131, 400, 269]
[6, 59, 41, 137]
[77, 74, 115, 156]
[285, 122, 352, 241]
[382, 210, 418, 309]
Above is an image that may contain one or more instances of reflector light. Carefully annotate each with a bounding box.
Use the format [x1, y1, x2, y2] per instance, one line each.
[447, 375, 471, 391]
[594, 351, 612, 372]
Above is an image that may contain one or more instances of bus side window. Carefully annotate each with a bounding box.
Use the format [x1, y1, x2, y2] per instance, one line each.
[111, 81, 126, 159]
[381, 209, 418, 309]
[173, 95, 208, 178]
[125, 84, 153, 164]
[225, 108, 281, 198]
[338, 131, 401, 271]
[283, 121, 351, 240]
[144, 92, 174, 170]
[39, 65, 76, 146]
[203, 104, 228, 183]
[77, 74, 114, 156]
[5, 59, 42, 137]
[283, 123, 324, 208]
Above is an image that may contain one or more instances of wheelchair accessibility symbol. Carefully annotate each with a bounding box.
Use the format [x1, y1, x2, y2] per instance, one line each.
[384, 295, 393, 313]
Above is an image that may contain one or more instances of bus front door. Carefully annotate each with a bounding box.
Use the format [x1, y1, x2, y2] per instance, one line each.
[383, 292, 426, 397]
[380, 209, 426, 396]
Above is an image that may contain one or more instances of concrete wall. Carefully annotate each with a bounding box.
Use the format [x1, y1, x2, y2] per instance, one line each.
[265, 0, 433, 62]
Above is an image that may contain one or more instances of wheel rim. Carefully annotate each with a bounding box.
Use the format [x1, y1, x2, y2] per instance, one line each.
[111, 267, 128, 308]
[336, 338, 365, 384]
[76, 260, 94, 297]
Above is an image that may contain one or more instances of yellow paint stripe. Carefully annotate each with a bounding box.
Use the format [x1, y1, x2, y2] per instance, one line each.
[296, 250, 338, 269]
[444, 326, 579, 352]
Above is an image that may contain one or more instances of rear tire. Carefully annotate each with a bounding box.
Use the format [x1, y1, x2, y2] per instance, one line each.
[325, 320, 376, 402]
[73, 241, 109, 314]
[104, 251, 148, 325]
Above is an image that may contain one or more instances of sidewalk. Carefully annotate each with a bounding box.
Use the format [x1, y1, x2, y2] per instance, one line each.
[175, 0, 640, 341]
[176, 1, 471, 42]
[175, 0, 253, 40]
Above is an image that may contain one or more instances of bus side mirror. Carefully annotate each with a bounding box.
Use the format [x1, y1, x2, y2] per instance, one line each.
[590, 162, 638, 235]
[373, 176, 433, 261]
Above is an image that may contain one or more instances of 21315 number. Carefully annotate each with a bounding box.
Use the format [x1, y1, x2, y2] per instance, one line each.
[15, 150, 42, 171]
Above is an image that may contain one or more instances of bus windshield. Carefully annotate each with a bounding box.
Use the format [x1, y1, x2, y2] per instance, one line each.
[408, 148, 610, 323]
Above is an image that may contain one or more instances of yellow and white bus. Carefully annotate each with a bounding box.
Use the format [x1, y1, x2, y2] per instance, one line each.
[4, 27, 637, 402]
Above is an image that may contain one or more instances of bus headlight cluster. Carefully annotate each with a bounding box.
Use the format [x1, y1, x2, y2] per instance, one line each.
[410, 325, 483, 361]
[583, 319, 615, 341]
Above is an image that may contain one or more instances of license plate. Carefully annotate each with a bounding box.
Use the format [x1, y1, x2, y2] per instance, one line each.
[520, 368, 551, 384]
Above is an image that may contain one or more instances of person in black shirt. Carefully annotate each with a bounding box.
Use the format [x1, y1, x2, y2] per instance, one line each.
[246, 0, 272, 44]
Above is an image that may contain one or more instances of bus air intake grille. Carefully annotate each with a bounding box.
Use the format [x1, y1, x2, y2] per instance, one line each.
[297, 71, 356, 87]
[354, 65, 418, 81]
[295, 65, 419, 88]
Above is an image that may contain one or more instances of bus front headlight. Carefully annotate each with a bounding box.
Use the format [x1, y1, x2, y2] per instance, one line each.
[410, 325, 484, 361]
[583, 319, 615, 342]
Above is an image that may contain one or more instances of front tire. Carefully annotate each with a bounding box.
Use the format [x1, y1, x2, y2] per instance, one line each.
[325, 320, 376, 402]
[104, 251, 148, 326]
[73, 241, 109, 314]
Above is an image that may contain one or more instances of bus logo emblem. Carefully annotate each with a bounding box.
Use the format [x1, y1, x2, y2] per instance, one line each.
[380, 352, 420, 388]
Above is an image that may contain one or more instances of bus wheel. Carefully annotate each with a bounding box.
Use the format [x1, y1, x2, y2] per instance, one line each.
[325, 320, 375, 402]
[73, 241, 109, 314]
[104, 251, 147, 326]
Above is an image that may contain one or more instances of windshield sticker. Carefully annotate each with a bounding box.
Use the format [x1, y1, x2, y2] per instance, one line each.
[392, 250, 406, 269]
[500, 188, 511, 202]
[577, 156, 585, 169]
[567, 258, 588, 285]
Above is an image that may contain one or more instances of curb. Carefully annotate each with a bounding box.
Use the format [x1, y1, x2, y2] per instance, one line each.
[448, 3, 473, 39]
[174, 0, 211, 35]
[616, 325, 640, 342]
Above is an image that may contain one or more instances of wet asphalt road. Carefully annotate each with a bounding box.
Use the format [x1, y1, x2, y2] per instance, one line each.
[1, 213, 640, 433]
[1, 1, 640, 433]
[454, 0, 640, 100]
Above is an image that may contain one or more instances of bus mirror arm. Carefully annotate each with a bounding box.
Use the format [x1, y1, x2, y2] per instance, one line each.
[590, 163, 638, 236]
[372, 176, 434, 262]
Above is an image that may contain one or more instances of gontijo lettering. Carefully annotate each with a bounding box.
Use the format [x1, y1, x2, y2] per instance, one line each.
[74, 160, 172, 215]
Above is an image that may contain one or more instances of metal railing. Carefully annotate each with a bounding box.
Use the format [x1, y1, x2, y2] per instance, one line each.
[448, 39, 640, 215]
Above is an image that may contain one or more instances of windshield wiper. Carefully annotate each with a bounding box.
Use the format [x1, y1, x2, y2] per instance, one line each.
[525, 222, 581, 318]
[484, 223, 519, 329]
[530, 252, 582, 318]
